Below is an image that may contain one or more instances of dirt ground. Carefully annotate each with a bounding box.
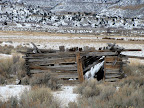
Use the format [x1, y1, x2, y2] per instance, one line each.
[0, 30, 144, 57]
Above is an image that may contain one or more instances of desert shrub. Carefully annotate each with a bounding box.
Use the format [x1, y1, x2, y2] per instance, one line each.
[68, 102, 78, 108]
[74, 79, 100, 98]
[0, 56, 26, 81]
[0, 87, 60, 108]
[0, 75, 6, 85]
[0, 45, 28, 54]
[0, 45, 14, 54]
[20, 87, 60, 108]
[0, 58, 13, 78]
[21, 76, 30, 85]
[74, 76, 144, 108]
[124, 59, 144, 77]
[30, 73, 61, 90]
[117, 76, 144, 88]
[0, 96, 19, 108]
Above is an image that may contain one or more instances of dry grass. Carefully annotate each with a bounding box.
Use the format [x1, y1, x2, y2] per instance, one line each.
[29, 73, 61, 90]
[0, 87, 60, 108]
[70, 63, 144, 108]
[0, 55, 26, 84]
[0, 45, 28, 54]
[0, 75, 6, 85]
[124, 59, 144, 76]
[74, 79, 100, 98]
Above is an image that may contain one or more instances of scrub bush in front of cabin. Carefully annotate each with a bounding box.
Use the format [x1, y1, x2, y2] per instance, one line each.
[29, 73, 61, 90]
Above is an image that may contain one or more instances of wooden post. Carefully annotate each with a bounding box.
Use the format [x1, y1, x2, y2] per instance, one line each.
[103, 57, 106, 81]
[76, 52, 84, 83]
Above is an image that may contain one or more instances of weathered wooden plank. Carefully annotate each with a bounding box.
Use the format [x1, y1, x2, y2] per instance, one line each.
[105, 74, 121, 79]
[122, 55, 144, 59]
[105, 65, 120, 69]
[105, 56, 122, 62]
[105, 62, 124, 66]
[30, 70, 77, 74]
[57, 75, 78, 79]
[28, 52, 77, 58]
[76, 52, 84, 83]
[27, 57, 76, 64]
[122, 49, 142, 51]
[31, 42, 42, 53]
[84, 52, 118, 56]
[29, 65, 77, 71]
[105, 69, 120, 74]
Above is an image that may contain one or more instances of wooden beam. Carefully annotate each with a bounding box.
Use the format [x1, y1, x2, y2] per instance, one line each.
[84, 52, 118, 56]
[105, 56, 122, 62]
[31, 42, 42, 53]
[121, 55, 144, 59]
[29, 65, 77, 71]
[30, 70, 77, 74]
[122, 49, 142, 51]
[28, 52, 76, 58]
[27, 57, 76, 65]
[76, 52, 84, 83]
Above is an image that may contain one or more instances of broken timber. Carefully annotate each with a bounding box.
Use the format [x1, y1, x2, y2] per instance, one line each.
[22, 43, 144, 83]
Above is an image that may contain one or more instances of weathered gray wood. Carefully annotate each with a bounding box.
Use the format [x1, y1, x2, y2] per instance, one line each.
[59, 46, 65, 52]
[106, 62, 125, 66]
[83, 52, 118, 56]
[27, 57, 76, 64]
[122, 49, 142, 51]
[57, 74, 78, 79]
[105, 64, 120, 69]
[105, 74, 121, 78]
[30, 70, 77, 74]
[105, 56, 122, 62]
[105, 69, 120, 74]
[28, 52, 77, 58]
[76, 52, 84, 83]
[29, 65, 77, 71]
[122, 55, 144, 59]
[31, 42, 42, 53]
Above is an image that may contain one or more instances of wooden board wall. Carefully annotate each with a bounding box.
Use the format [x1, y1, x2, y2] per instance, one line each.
[104, 56, 125, 82]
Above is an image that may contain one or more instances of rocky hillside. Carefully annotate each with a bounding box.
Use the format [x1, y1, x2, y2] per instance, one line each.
[0, 0, 144, 35]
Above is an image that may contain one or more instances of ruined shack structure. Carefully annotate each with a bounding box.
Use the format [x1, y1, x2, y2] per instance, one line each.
[22, 43, 144, 83]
